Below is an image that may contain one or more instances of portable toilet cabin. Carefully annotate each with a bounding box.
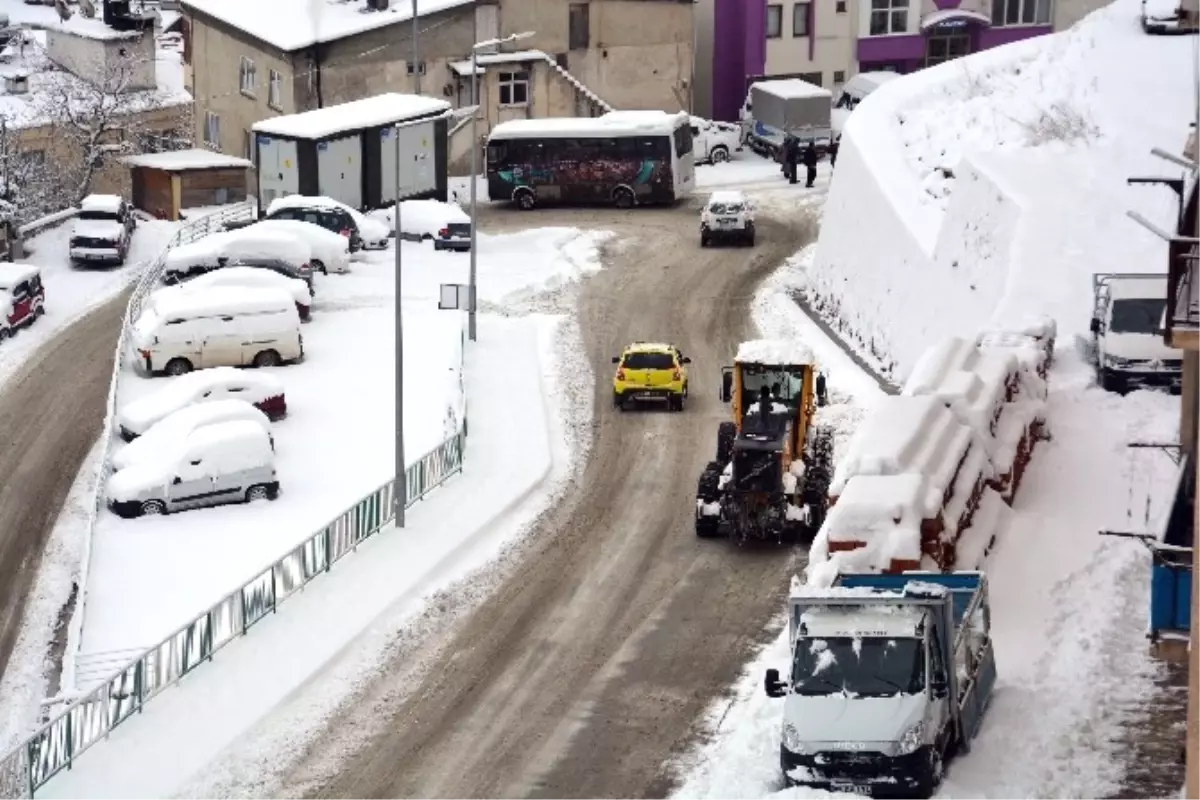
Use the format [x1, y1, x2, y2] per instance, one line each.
[252, 93, 451, 214]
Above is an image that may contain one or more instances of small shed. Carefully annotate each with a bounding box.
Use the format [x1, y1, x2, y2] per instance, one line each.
[251, 93, 451, 214]
[122, 149, 253, 221]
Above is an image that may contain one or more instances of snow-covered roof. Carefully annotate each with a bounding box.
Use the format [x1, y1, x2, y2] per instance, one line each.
[165, 228, 313, 270]
[708, 190, 747, 204]
[252, 94, 452, 139]
[113, 398, 270, 471]
[149, 285, 296, 320]
[852, 71, 901, 89]
[180, 0, 476, 52]
[180, 417, 271, 453]
[735, 338, 814, 366]
[919, 8, 991, 30]
[118, 367, 284, 431]
[121, 149, 253, 171]
[45, 16, 144, 41]
[1102, 274, 1168, 300]
[799, 605, 925, 638]
[489, 111, 688, 140]
[829, 394, 973, 513]
[0, 262, 39, 289]
[448, 49, 546, 76]
[163, 266, 312, 304]
[753, 78, 832, 101]
[80, 194, 124, 213]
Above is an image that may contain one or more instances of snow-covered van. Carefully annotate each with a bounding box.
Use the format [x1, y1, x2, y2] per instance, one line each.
[117, 367, 286, 440]
[832, 71, 900, 137]
[112, 398, 273, 472]
[107, 419, 279, 518]
[0, 263, 44, 340]
[766, 572, 996, 798]
[159, 266, 313, 321]
[689, 115, 743, 164]
[69, 194, 135, 266]
[163, 228, 314, 284]
[1090, 273, 1182, 393]
[131, 286, 303, 377]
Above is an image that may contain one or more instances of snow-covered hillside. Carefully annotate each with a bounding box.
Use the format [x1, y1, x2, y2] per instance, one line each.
[807, 0, 1196, 379]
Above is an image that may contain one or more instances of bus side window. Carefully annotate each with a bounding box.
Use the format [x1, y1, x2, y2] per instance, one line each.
[487, 143, 507, 162]
[615, 138, 638, 158]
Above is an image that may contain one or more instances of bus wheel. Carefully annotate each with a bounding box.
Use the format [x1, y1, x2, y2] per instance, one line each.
[515, 189, 536, 210]
[613, 187, 635, 209]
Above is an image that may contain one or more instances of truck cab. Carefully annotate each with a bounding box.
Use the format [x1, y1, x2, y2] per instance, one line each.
[1090, 272, 1182, 393]
[764, 572, 996, 798]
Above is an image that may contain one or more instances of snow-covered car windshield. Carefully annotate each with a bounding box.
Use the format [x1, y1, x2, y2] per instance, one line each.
[1109, 298, 1167, 334]
[78, 210, 119, 221]
[791, 636, 925, 697]
[709, 203, 744, 214]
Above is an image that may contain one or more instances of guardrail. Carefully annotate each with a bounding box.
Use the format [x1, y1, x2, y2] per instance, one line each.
[0, 202, 469, 798]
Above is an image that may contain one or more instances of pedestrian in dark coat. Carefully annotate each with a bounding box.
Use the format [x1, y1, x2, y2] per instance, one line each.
[781, 135, 798, 183]
[802, 141, 818, 188]
[828, 137, 840, 168]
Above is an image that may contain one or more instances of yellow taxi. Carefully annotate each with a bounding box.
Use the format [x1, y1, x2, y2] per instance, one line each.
[612, 342, 690, 411]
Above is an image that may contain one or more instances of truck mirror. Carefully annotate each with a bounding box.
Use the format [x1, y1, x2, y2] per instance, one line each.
[931, 678, 948, 699]
[815, 372, 829, 407]
[720, 368, 734, 402]
[681, 356, 692, 364]
[611, 356, 620, 364]
[173, 476, 182, 485]
[1089, 318, 1102, 334]
[764, 668, 788, 698]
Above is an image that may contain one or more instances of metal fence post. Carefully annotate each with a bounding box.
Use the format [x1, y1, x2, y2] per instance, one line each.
[324, 526, 332, 572]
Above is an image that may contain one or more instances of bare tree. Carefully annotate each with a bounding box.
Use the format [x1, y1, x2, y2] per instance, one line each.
[0, 113, 56, 223]
[35, 48, 192, 205]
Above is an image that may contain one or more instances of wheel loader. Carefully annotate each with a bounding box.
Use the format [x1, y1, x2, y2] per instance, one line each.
[695, 339, 833, 545]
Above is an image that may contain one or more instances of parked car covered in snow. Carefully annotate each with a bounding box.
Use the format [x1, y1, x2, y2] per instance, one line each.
[1090, 272, 1182, 393]
[0, 263, 44, 341]
[69, 194, 136, 266]
[132, 286, 304, 376]
[112, 398, 273, 471]
[373, 199, 471, 242]
[245, 219, 352, 274]
[160, 266, 313, 321]
[118, 367, 287, 440]
[689, 115, 743, 164]
[163, 228, 314, 284]
[107, 419, 280, 518]
[266, 195, 391, 250]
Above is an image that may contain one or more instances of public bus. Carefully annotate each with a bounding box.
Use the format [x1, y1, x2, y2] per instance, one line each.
[485, 111, 695, 210]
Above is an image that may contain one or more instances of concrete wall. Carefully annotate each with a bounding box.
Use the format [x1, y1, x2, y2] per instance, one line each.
[46, 27, 156, 92]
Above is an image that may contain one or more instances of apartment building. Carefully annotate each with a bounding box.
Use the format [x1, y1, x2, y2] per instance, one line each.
[180, 0, 693, 163]
[707, 0, 1107, 122]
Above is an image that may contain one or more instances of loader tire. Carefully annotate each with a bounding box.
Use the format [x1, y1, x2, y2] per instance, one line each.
[716, 421, 737, 463]
[802, 424, 835, 534]
[695, 463, 723, 538]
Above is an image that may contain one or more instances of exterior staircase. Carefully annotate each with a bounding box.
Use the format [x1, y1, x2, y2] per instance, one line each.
[532, 50, 615, 116]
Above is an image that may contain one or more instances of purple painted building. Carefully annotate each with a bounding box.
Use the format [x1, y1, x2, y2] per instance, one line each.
[708, 0, 1057, 122]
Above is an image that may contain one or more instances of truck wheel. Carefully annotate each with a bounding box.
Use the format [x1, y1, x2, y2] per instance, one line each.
[670, 393, 685, 412]
[613, 187, 635, 209]
[696, 462, 722, 538]
[515, 189, 536, 210]
[802, 425, 834, 534]
[915, 747, 944, 798]
[710, 146, 730, 164]
[1100, 369, 1127, 394]
[164, 357, 193, 376]
[716, 421, 737, 463]
[700, 234, 709, 248]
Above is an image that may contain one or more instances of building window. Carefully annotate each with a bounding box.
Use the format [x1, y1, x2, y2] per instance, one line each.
[569, 2, 590, 50]
[836, 0, 846, 10]
[239, 56, 256, 96]
[268, 69, 283, 110]
[925, 31, 971, 65]
[869, 0, 909, 35]
[766, 4, 782, 37]
[833, 69, 846, 84]
[204, 111, 220, 149]
[405, 61, 427, 75]
[792, 2, 811, 36]
[498, 71, 529, 105]
[991, 0, 1052, 26]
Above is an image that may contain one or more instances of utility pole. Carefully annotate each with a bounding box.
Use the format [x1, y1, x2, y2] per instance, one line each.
[411, 0, 420, 93]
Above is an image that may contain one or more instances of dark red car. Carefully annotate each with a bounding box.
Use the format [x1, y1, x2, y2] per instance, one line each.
[0, 264, 45, 341]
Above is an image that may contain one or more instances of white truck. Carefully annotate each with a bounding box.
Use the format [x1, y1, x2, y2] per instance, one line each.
[741, 79, 833, 160]
[764, 572, 997, 798]
[1090, 272, 1182, 393]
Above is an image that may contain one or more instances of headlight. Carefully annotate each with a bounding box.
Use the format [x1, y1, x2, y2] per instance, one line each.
[895, 721, 925, 755]
[782, 721, 805, 753]
[1104, 354, 1132, 368]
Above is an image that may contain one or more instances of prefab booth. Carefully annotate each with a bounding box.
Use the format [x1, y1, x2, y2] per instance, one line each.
[252, 93, 452, 214]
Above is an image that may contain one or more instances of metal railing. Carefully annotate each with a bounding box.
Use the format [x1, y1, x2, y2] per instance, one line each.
[0, 202, 469, 798]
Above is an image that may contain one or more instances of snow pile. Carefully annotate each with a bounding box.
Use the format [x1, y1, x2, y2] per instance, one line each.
[736, 338, 815, 366]
[805, 0, 1194, 379]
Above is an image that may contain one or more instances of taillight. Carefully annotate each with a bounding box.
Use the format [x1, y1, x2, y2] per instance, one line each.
[439, 227, 449, 238]
[339, 229, 351, 238]
[673, 369, 681, 380]
[616, 369, 626, 380]
[138, 348, 151, 359]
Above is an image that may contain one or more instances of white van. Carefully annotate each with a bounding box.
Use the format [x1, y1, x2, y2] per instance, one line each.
[1090, 273, 1182, 393]
[831, 71, 900, 137]
[131, 286, 304, 377]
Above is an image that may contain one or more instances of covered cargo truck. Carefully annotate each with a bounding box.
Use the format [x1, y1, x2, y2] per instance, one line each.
[252, 93, 451, 215]
[745, 79, 833, 159]
[764, 571, 996, 798]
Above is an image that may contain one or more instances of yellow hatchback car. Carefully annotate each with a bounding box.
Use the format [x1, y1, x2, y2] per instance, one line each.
[612, 342, 690, 411]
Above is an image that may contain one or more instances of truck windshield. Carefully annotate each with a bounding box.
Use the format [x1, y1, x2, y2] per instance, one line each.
[792, 636, 925, 697]
[78, 210, 119, 221]
[1109, 298, 1166, 334]
[741, 365, 802, 404]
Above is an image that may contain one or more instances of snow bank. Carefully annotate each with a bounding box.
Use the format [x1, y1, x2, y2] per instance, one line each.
[736, 338, 815, 366]
[806, 0, 1194, 380]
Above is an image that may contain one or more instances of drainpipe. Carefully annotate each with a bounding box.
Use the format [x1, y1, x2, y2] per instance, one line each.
[808, 2, 814, 62]
[309, 43, 324, 107]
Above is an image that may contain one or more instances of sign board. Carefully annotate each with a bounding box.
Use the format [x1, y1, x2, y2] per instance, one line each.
[932, 18, 969, 28]
[439, 283, 474, 311]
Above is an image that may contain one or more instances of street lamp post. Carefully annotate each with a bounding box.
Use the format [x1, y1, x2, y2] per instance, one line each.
[392, 110, 454, 527]
[411, 0, 420, 94]
[468, 30, 534, 342]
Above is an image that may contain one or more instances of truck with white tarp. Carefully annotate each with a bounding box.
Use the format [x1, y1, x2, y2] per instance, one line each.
[764, 571, 996, 798]
[252, 93, 451, 214]
[741, 79, 833, 159]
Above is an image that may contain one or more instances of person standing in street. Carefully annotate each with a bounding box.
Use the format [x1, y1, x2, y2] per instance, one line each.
[782, 135, 798, 184]
[802, 141, 818, 188]
[828, 136, 840, 169]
